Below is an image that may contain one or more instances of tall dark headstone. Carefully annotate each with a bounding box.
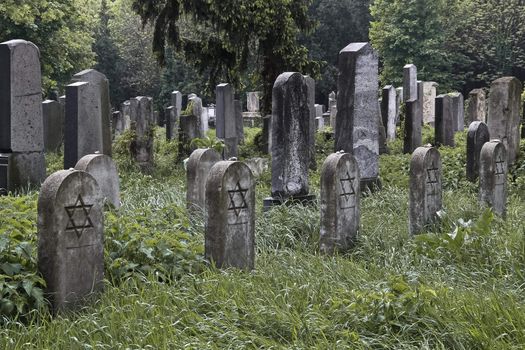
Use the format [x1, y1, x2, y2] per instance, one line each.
[435, 94, 455, 147]
[403, 64, 417, 102]
[479, 140, 507, 216]
[404, 81, 423, 153]
[466, 121, 490, 182]
[450, 92, 465, 132]
[130, 96, 154, 171]
[42, 99, 64, 152]
[216, 84, 237, 158]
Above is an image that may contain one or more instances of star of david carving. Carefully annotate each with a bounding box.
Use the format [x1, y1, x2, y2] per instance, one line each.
[340, 171, 356, 209]
[495, 157, 505, 176]
[227, 181, 248, 217]
[426, 161, 439, 196]
[64, 194, 94, 238]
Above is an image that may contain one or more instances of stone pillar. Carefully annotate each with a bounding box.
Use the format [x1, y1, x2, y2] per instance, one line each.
[130, 96, 154, 171]
[216, 83, 237, 158]
[335, 42, 380, 190]
[43, 99, 64, 152]
[165, 106, 178, 141]
[466, 89, 486, 123]
[75, 153, 120, 209]
[329, 91, 337, 128]
[409, 146, 442, 235]
[435, 94, 455, 147]
[120, 100, 131, 131]
[319, 151, 360, 254]
[381, 85, 397, 140]
[487, 77, 522, 165]
[37, 169, 104, 312]
[0, 39, 46, 191]
[171, 91, 182, 115]
[466, 121, 490, 182]
[234, 99, 244, 144]
[450, 92, 465, 132]
[396, 87, 403, 125]
[187, 148, 221, 212]
[479, 140, 507, 216]
[422, 82, 438, 125]
[111, 111, 121, 138]
[404, 81, 423, 153]
[304, 75, 316, 170]
[205, 160, 255, 270]
[403, 64, 417, 102]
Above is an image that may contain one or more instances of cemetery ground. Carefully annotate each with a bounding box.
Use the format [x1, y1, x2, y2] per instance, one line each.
[1, 126, 525, 349]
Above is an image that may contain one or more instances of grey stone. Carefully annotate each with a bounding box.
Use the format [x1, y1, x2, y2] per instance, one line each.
[304, 75, 316, 170]
[0, 153, 9, 195]
[450, 92, 465, 132]
[435, 94, 455, 147]
[316, 116, 325, 130]
[171, 91, 182, 117]
[205, 160, 255, 270]
[43, 100, 64, 152]
[178, 113, 200, 158]
[315, 104, 324, 118]
[403, 64, 417, 102]
[487, 76, 522, 165]
[165, 106, 178, 141]
[377, 99, 389, 155]
[37, 169, 104, 312]
[71, 69, 112, 156]
[479, 140, 507, 216]
[319, 152, 360, 254]
[188, 95, 204, 138]
[261, 114, 271, 154]
[329, 91, 337, 128]
[423, 82, 438, 125]
[396, 87, 403, 125]
[130, 96, 154, 171]
[234, 99, 244, 144]
[466, 89, 486, 123]
[216, 84, 237, 158]
[243, 157, 269, 178]
[0, 151, 46, 193]
[120, 101, 131, 131]
[111, 111, 122, 138]
[409, 146, 442, 235]
[466, 121, 490, 182]
[201, 105, 209, 136]
[246, 92, 260, 112]
[404, 81, 423, 153]
[381, 85, 397, 140]
[187, 148, 221, 212]
[75, 153, 120, 208]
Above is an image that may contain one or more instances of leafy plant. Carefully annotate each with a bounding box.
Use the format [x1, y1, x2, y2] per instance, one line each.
[189, 137, 225, 155]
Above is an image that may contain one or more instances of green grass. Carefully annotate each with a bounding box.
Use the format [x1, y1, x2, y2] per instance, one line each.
[1, 129, 525, 349]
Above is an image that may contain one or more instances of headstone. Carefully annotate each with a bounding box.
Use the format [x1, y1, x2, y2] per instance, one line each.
[201, 105, 209, 136]
[479, 140, 507, 216]
[75, 153, 120, 208]
[264, 72, 314, 207]
[316, 117, 324, 130]
[466, 121, 490, 182]
[188, 95, 204, 138]
[466, 89, 486, 123]
[487, 76, 522, 165]
[186, 148, 221, 212]
[243, 157, 269, 178]
[435, 94, 455, 147]
[396, 87, 403, 125]
[0, 153, 11, 195]
[165, 106, 178, 140]
[178, 112, 200, 158]
[377, 99, 389, 155]
[403, 64, 417, 102]
[381, 85, 397, 140]
[205, 160, 255, 270]
[322, 112, 331, 127]
[71, 69, 111, 156]
[315, 104, 324, 118]
[409, 146, 442, 235]
[422, 82, 438, 125]
[216, 83, 237, 158]
[261, 114, 271, 154]
[234, 99, 244, 144]
[404, 81, 423, 153]
[246, 92, 260, 112]
[0, 39, 46, 191]
[304, 75, 316, 170]
[171, 91, 182, 116]
[335, 42, 380, 189]
[120, 101, 131, 131]
[111, 111, 122, 137]
[130, 96, 154, 171]
[37, 169, 104, 312]
[319, 151, 360, 254]
[329, 91, 337, 128]
[42, 99, 64, 152]
[450, 92, 465, 132]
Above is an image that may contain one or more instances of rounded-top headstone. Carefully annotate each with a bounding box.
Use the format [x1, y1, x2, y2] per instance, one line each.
[37, 169, 104, 312]
[479, 140, 507, 216]
[75, 153, 120, 208]
[186, 148, 221, 211]
[466, 121, 490, 182]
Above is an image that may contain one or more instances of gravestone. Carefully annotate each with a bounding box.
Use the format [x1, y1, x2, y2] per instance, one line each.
[120, 100, 131, 132]
[37, 169, 104, 312]
[130, 96, 154, 171]
[171, 91, 182, 116]
[234, 99, 244, 144]
[111, 111, 122, 137]
[178, 113, 200, 158]
[423, 82, 438, 125]
[216, 83, 237, 158]
[304, 75, 316, 170]
[377, 99, 389, 155]
[435, 94, 455, 147]
[396, 87, 403, 125]
[165, 106, 178, 140]
[71, 69, 111, 156]
[246, 92, 260, 112]
[381, 85, 397, 140]
[487, 76, 522, 165]
[479, 140, 507, 216]
[404, 81, 423, 153]
[187, 148, 221, 212]
[0, 39, 46, 191]
[75, 153, 120, 208]
[42, 99, 64, 152]
[466, 121, 490, 182]
[329, 91, 337, 128]
[261, 114, 271, 154]
[315, 104, 324, 118]
[187, 95, 204, 138]
[205, 160, 255, 270]
[403, 64, 417, 102]
[319, 151, 360, 254]
[450, 92, 464, 132]
[466, 89, 486, 123]
[335, 42, 380, 189]
[409, 146, 442, 235]
[264, 72, 314, 208]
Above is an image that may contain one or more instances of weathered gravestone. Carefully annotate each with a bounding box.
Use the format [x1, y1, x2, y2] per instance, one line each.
[261, 114, 271, 154]
[165, 106, 178, 140]
[403, 64, 417, 102]
[479, 140, 507, 216]
[216, 83, 238, 158]
[378, 99, 389, 155]
[423, 82, 438, 125]
[381, 85, 397, 140]
[178, 99, 201, 159]
[111, 111, 122, 138]
[466, 89, 486, 123]
[304, 75, 316, 170]
[234, 99, 244, 144]
[0, 39, 46, 192]
[335, 42, 380, 190]
[247, 92, 260, 112]
[466, 121, 490, 182]
[329, 91, 337, 128]
[205, 160, 255, 270]
[186, 148, 221, 212]
[264, 72, 314, 208]
[71, 69, 112, 156]
[435, 94, 455, 147]
[450, 92, 465, 132]
[404, 81, 423, 153]
[38, 169, 104, 312]
[42, 99, 64, 152]
[120, 100, 131, 132]
[130, 96, 154, 171]
[487, 77, 522, 165]
[409, 146, 442, 235]
[319, 151, 360, 254]
[171, 90, 182, 116]
[396, 87, 403, 125]
[75, 153, 120, 208]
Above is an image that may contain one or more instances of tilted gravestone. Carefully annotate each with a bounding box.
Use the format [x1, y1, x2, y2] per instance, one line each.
[130, 96, 155, 171]
[71, 69, 112, 156]
[216, 84, 238, 158]
[381, 85, 397, 140]
[404, 81, 423, 153]
[165, 106, 178, 141]
[466, 89, 486, 123]
[423, 82, 438, 125]
[205, 160, 255, 270]
[466, 121, 490, 182]
[304, 75, 316, 170]
[487, 77, 522, 165]
[38, 169, 104, 312]
[450, 92, 465, 132]
[75, 153, 120, 209]
[435, 94, 455, 147]
[403, 64, 417, 102]
[409, 146, 442, 235]
[186, 148, 221, 212]
[479, 140, 507, 216]
[264, 72, 314, 208]
[43, 99, 64, 152]
[319, 151, 360, 254]
[335, 42, 380, 190]
[0, 39, 46, 192]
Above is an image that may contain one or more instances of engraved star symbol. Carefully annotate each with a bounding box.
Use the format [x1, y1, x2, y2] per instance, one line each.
[340, 171, 356, 203]
[495, 157, 505, 176]
[426, 161, 439, 184]
[227, 182, 248, 217]
[64, 194, 94, 238]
